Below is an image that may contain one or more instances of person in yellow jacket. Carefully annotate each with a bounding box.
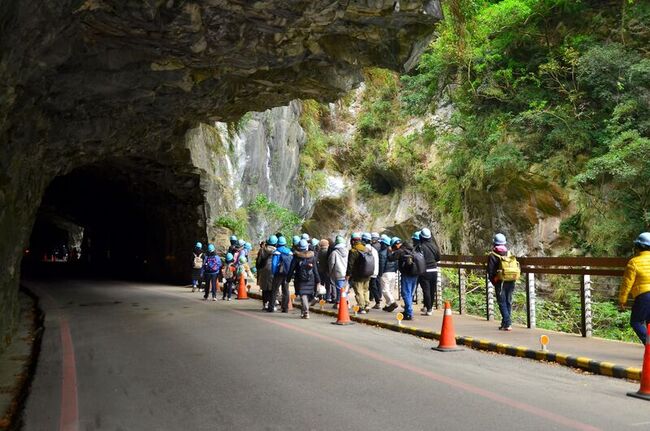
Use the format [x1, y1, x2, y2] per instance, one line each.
[619, 232, 650, 343]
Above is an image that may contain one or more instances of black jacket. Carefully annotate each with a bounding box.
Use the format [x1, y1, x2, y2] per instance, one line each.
[287, 250, 321, 295]
[388, 243, 415, 275]
[418, 239, 440, 269]
[378, 244, 397, 275]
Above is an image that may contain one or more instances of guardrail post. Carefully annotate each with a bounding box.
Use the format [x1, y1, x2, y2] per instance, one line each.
[525, 272, 536, 329]
[435, 267, 442, 310]
[581, 273, 593, 338]
[486, 275, 494, 321]
[458, 268, 466, 314]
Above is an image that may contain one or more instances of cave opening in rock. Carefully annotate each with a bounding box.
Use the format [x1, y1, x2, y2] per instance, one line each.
[22, 157, 205, 283]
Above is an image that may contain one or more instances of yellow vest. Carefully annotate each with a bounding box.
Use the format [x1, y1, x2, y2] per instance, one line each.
[619, 251, 650, 304]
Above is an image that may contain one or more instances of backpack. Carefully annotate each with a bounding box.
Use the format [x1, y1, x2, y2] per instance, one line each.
[492, 252, 521, 282]
[355, 251, 375, 278]
[193, 253, 203, 269]
[272, 251, 293, 276]
[412, 250, 427, 275]
[400, 249, 425, 276]
[297, 257, 314, 282]
[204, 255, 220, 273]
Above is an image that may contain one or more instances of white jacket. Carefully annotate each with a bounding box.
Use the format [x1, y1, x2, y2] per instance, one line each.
[367, 244, 379, 278]
[328, 243, 349, 280]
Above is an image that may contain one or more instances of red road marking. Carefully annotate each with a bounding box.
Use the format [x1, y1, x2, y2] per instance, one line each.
[59, 319, 78, 431]
[233, 309, 601, 431]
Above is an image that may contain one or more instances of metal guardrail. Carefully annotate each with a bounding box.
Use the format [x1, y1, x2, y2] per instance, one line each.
[436, 255, 628, 338]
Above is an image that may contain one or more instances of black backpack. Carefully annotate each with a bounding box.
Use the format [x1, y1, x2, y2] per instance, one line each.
[297, 257, 315, 282]
[355, 251, 375, 278]
[401, 249, 425, 276]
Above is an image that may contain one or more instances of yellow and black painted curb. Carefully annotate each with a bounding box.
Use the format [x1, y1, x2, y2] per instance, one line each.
[248, 292, 641, 381]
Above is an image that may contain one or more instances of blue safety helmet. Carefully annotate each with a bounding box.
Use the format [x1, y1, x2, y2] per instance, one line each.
[412, 231, 420, 241]
[351, 232, 362, 240]
[634, 232, 650, 248]
[301, 233, 310, 240]
[245, 242, 252, 251]
[335, 235, 346, 245]
[371, 232, 380, 240]
[298, 239, 309, 251]
[207, 244, 215, 253]
[380, 236, 391, 246]
[195, 242, 202, 248]
[420, 228, 432, 239]
[278, 236, 287, 246]
[226, 252, 234, 262]
[268, 235, 278, 245]
[230, 235, 237, 242]
[361, 232, 372, 242]
[493, 233, 507, 246]
[238, 239, 245, 247]
[390, 237, 402, 246]
[292, 235, 301, 245]
[311, 238, 319, 247]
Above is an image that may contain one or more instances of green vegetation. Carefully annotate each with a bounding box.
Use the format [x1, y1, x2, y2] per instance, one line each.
[215, 194, 303, 240]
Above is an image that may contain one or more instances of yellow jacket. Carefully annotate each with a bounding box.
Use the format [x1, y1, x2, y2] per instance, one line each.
[619, 251, 650, 304]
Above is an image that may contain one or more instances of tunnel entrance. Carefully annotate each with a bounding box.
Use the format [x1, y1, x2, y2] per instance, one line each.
[22, 157, 205, 283]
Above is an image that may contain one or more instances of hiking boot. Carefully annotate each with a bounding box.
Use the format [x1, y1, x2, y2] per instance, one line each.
[386, 302, 398, 312]
[372, 303, 381, 310]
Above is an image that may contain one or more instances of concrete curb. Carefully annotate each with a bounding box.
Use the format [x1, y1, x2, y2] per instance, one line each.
[0, 287, 44, 431]
[248, 292, 641, 381]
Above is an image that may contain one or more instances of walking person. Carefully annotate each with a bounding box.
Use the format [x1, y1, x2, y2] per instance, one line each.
[256, 235, 278, 311]
[379, 236, 399, 312]
[328, 236, 349, 309]
[619, 232, 650, 343]
[286, 239, 320, 319]
[368, 232, 382, 309]
[418, 228, 441, 316]
[389, 237, 418, 320]
[191, 242, 204, 292]
[222, 253, 236, 301]
[318, 239, 332, 302]
[271, 236, 293, 312]
[487, 233, 519, 331]
[203, 244, 222, 301]
[347, 233, 374, 313]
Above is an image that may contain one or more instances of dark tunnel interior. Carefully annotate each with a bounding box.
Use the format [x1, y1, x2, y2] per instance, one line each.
[22, 157, 205, 283]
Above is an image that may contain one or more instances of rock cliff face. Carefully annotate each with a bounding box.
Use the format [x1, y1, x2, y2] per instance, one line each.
[0, 1, 441, 347]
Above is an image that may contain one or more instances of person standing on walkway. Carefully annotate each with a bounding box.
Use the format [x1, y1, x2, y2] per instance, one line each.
[318, 239, 332, 302]
[287, 239, 320, 319]
[271, 236, 294, 312]
[222, 253, 236, 301]
[487, 233, 517, 331]
[369, 232, 382, 309]
[418, 228, 441, 316]
[388, 238, 418, 320]
[619, 232, 650, 343]
[347, 233, 374, 313]
[191, 242, 204, 292]
[256, 235, 278, 311]
[379, 236, 399, 312]
[203, 244, 222, 301]
[328, 236, 349, 309]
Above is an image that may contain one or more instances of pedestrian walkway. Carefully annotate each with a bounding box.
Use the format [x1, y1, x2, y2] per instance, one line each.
[249, 286, 644, 380]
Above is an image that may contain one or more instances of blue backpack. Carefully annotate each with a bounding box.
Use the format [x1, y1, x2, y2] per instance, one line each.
[204, 255, 221, 273]
[272, 250, 292, 276]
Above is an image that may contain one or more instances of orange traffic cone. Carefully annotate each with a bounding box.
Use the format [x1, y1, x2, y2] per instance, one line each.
[432, 301, 463, 352]
[236, 274, 249, 300]
[628, 324, 650, 400]
[332, 289, 353, 326]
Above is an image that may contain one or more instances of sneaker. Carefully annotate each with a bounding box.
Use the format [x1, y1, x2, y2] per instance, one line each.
[304, 313, 310, 319]
[310, 298, 318, 306]
[386, 302, 399, 312]
[359, 310, 367, 314]
[372, 303, 381, 310]
[421, 306, 426, 312]
[403, 315, 413, 321]
[191, 287, 196, 292]
[202, 297, 208, 301]
[212, 297, 217, 301]
[504, 326, 512, 331]
[227, 298, 231, 301]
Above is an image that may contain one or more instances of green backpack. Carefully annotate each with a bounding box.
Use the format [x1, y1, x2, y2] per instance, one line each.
[492, 252, 521, 282]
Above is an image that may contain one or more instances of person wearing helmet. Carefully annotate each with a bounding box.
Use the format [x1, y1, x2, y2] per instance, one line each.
[301, 233, 311, 241]
[257, 235, 278, 311]
[410, 231, 422, 305]
[228, 236, 240, 255]
[191, 241, 204, 292]
[364, 232, 381, 309]
[235, 255, 254, 289]
[328, 236, 349, 309]
[619, 232, 650, 343]
[347, 232, 373, 313]
[292, 235, 301, 252]
[271, 236, 294, 312]
[378, 236, 399, 312]
[222, 252, 236, 300]
[229, 235, 238, 246]
[287, 239, 320, 319]
[418, 227, 441, 316]
[487, 233, 516, 331]
[202, 244, 222, 301]
[388, 236, 417, 320]
[317, 239, 332, 302]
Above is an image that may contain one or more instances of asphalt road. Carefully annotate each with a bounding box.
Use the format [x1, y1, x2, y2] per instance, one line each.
[19, 279, 650, 431]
